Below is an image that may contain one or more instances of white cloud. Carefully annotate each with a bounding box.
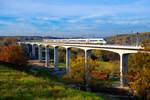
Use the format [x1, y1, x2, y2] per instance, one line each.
[95, 20, 104, 23]
[0, 20, 41, 36]
[68, 14, 105, 23]
[108, 20, 150, 25]
[0, 20, 14, 25]
[36, 17, 61, 21]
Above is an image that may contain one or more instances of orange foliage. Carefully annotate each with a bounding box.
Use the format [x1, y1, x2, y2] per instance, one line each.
[92, 71, 109, 80]
[127, 73, 138, 82]
[0, 44, 27, 67]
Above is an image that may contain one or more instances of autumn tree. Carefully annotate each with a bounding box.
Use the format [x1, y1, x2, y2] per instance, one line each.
[64, 57, 98, 90]
[129, 49, 150, 99]
[0, 44, 27, 68]
[129, 52, 150, 72]
[1, 37, 19, 46]
[64, 56, 111, 91]
[130, 67, 150, 100]
[143, 39, 150, 50]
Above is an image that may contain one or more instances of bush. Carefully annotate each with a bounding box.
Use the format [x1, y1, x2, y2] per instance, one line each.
[0, 44, 27, 68]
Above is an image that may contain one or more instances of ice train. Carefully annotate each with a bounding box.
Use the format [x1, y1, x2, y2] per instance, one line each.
[43, 38, 107, 44]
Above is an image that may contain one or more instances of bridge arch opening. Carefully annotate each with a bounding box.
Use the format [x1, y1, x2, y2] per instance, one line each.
[90, 50, 120, 80]
[70, 47, 85, 59]
[57, 46, 66, 67]
[30, 44, 39, 59]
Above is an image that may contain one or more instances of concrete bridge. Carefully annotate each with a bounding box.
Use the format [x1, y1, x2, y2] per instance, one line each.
[19, 42, 144, 87]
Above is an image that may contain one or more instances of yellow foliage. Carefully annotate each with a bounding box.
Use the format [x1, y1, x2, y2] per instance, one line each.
[130, 67, 150, 99]
[65, 56, 99, 85]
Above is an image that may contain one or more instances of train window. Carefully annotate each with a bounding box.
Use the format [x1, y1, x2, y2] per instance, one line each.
[90, 40, 98, 41]
[100, 40, 104, 41]
[80, 40, 86, 41]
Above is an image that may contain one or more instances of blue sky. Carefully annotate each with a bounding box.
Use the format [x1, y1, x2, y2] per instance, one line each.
[0, 0, 150, 37]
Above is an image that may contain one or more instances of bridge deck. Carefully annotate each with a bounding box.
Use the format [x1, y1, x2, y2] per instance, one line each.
[23, 42, 143, 50]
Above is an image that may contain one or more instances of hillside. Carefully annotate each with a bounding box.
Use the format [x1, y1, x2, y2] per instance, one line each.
[0, 64, 102, 100]
[0, 36, 59, 42]
[106, 32, 150, 45]
[1, 32, 150, 46]
[0, 63, 129, 100]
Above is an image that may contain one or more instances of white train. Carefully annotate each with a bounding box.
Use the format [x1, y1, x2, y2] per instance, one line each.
[43, 38, 107, 44]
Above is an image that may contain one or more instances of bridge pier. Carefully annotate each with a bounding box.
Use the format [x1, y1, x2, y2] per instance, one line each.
[45, 46, 50, 67]
[25, 44, 30, 57]
[54, 46, 59, 69]
[32, 44, 36, 59]
[28, 44, 32, 58]
[85, 50, 91, 64]
[66, 48, 71, 74]
[120, 53, 128, 87]
[38, 45, 42, 62]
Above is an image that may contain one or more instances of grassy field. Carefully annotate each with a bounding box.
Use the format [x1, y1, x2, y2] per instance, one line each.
[0, 64, 128, 100]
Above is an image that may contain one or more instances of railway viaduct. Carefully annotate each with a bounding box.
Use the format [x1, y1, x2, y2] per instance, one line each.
[19, 42, 144, 87]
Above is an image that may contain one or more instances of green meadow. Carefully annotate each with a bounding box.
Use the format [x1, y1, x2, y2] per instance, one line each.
[0, 64, 127, 100]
